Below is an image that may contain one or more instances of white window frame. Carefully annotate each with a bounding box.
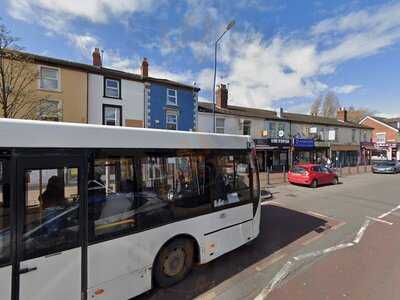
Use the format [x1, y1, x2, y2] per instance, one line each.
[376, 132, 386, 144]
[105, 78, 121, 99]
[216, 117, 225, 134]
[103, 105, 122, 126]
[166, 89, 178, 106]
[37, 99, 63, 121]
[38, 66, 61, 91]
[166, 112, 178, 130]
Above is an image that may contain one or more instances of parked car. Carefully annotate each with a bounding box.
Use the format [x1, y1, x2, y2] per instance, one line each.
[372, 161, 400, 174]
[288, 164, 339, 188]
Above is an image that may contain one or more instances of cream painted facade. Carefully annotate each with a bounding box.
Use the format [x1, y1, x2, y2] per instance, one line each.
[0, 58, 87, 123]
[35, 64, 88, 123]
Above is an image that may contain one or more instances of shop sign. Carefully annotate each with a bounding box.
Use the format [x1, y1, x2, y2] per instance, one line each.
[254, 138, 291, 148]
[294, 138, 315, 149]
[270, 138, 291, 146]
[315, 141, 331, 148]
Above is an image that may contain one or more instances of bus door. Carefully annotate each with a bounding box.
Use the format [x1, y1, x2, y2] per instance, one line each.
[0, 158, 12, 299]
[15, 154, 86, 300]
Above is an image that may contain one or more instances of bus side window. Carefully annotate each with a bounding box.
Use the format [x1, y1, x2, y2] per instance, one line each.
[0, 180, 11, 265]
[212, 154, 252, 208]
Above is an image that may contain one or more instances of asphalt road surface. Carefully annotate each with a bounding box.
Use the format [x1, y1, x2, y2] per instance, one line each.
[138, 172, 400, 300]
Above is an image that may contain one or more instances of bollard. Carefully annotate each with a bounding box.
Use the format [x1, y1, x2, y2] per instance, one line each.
[339, 163, 343, 177]
[283, 165, 286, 183]
[267, 166, 270, 185]
[357, 163, 359, 174]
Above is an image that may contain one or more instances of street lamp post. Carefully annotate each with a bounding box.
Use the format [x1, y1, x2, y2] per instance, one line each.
[212, 20, 235, 133]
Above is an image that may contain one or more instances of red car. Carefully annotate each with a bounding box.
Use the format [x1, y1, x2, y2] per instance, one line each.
[288, 164, 339, 188]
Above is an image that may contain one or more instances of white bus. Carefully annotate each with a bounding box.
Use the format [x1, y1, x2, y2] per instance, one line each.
[0, 118, 261, 300]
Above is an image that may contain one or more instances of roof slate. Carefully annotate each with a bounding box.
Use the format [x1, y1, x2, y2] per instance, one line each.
[198, 102, 371, 129]
[3, 50, 200, 91]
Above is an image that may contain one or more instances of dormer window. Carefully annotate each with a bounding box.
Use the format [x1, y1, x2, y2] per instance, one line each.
[167, 89, 177, 105]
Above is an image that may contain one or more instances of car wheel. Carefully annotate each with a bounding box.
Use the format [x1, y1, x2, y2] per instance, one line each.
[310, 179, 318, 188]
[332, 177, 339, 185]
[153, 238, 194, 288]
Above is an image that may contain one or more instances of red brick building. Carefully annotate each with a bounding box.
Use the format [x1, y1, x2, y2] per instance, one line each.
[359, 116, 400, 160]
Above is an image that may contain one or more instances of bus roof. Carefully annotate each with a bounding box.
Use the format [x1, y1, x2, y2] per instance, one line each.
[0, 118, 251, 150]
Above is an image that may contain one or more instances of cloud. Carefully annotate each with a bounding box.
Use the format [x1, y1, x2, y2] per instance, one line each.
[8, 0, 159, 24]
[208, 2, 400, 109]
[332, 84, 362, 94]
[68, 33, 99, 56]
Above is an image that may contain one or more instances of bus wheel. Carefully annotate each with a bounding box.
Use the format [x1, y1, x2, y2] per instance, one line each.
[154, 238, 194, 287]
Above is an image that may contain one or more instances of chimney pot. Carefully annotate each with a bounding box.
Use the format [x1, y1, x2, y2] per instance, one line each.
[216, 84, 228, 108]
[141, 57, 149, 77]
[92, 48, 102, 67]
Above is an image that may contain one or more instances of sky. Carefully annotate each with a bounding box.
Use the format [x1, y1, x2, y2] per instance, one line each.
[1, 0, 400, 117]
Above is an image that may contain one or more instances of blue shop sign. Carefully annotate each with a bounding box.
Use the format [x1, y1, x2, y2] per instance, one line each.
[294, 138, 315, 149]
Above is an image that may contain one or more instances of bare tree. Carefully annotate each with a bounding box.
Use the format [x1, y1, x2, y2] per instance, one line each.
[0, 20, 46, 119]
[322, 91, 340, 118]
[347, 106, 376, 123]
[310, 95, 322, 116]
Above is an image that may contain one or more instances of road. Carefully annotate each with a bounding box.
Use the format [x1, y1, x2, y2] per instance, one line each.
[138, 172, 400, 300]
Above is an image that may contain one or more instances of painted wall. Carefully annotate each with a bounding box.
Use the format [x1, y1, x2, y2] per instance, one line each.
[198, 112, 265, 136]
[147, 83, 197, 131]
[199, 111, 372, 145]
[88, 74, 145, 126]
[0, 60, 87, 123]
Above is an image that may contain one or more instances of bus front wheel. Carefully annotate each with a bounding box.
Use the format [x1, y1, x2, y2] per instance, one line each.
[154, 238, 194, 287]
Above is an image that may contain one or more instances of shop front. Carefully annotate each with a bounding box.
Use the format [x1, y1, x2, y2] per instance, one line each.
[315, 141, 331, 164]
[331, 144, 360, 166]
[360, 142, 374, 164]
[293, 138, 315, 164]
[255, 138, 291, 172]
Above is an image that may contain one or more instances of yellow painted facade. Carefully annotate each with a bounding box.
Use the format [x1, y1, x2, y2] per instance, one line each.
[35, 64, 88, 123]
[1, 58, 88, 123]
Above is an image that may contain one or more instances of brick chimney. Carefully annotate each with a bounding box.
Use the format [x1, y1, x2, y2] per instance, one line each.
[216, 84, 228, 108]
[92, 48, 102, 67]
[141, 58, 149, 77]
[337, 107, 348, 122]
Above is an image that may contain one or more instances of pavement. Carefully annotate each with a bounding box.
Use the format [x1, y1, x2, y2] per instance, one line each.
[138, 172, 400, 300]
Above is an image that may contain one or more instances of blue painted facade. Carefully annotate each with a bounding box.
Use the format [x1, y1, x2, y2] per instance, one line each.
[147, 83, 198, 131]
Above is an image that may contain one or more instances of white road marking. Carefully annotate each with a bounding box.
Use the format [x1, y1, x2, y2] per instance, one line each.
[254, 261, 293, 300]
[367, 216, 393, 225]
[255, 253, 287, 272]
[293, 242, 354, 261]
[378, 204, 400, 219]
[307, 211, 330, 219]
[353, 219, 371, 244]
